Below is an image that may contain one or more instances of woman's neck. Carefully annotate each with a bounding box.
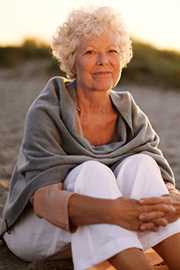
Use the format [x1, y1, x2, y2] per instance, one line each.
[76, 88, 113, 115]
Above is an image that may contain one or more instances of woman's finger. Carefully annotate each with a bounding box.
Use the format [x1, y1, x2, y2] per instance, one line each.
[139, 211, 164, 221]
[153, 218, 168, 227]
[142, 204, 175, 214]
[139, 196, 172, 205]
[139, 222, 158, 232]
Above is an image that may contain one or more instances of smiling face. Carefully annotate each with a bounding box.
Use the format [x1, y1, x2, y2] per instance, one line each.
[73, 31, 122, 93]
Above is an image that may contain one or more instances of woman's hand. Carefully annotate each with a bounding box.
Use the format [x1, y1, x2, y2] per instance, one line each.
[166, 184, 180, 222]
[164, 193, 180, 223]
[138, 195, 178, 228]
[162, 189, 180, 223]
[112, 197, 176, 232]
[111, 197, 143, 231]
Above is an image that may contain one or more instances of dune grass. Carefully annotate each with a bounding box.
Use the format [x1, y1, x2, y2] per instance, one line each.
[0, 38, 180, 89]
[121, 41, 180, 89]
[0, 39, 50, 68]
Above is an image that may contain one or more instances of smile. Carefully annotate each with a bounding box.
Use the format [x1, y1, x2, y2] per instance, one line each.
[93, 71, 112, 76]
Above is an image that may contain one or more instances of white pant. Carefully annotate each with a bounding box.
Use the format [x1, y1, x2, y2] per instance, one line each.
[4, 154, 180, 270]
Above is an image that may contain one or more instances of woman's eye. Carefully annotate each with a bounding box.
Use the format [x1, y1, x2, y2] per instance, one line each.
[109, 49, 119, 54]
[84, 50, 95, 55]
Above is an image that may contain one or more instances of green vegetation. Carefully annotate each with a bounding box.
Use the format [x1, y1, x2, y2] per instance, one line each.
[121, 41, 180, 89]
[0, 38, 50, 67]
[0, 38, 180, 89]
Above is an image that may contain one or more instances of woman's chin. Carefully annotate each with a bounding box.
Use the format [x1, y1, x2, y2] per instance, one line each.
[92, 79, 114, 92]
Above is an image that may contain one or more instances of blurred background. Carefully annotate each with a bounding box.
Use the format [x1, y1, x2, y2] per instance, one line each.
[0, 0, 180, 195]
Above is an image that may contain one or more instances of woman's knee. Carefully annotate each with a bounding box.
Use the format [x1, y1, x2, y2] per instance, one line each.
[115, 154, 161, 179]
[73, 160, 121, 198]
[64, 160, 115, 193]
[127, 154, 163, 185]
[126, 154, 159, 169]
[81, 160, 111, 170]
[77, 160, 115, 183]
[114, 154, 167, 198]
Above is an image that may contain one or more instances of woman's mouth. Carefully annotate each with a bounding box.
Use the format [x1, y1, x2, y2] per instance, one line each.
[93, 71, 112, 76]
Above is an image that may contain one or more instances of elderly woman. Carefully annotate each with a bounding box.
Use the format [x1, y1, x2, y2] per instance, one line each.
[1, 6, 180, 270]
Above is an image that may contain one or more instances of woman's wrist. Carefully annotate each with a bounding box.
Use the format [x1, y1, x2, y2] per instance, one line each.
[68, 193, 115, 227]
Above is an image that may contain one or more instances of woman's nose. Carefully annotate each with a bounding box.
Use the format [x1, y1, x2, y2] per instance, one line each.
[96, 53, 109, 65]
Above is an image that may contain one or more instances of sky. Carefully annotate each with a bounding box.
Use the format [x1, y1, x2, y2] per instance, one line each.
[0, 0, 180, 51]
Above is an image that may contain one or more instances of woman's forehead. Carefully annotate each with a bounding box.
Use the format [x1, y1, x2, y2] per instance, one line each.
[78, 31, 120, 49]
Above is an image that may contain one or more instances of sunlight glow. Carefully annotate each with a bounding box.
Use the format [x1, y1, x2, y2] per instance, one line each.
[0, 0, 180, 51]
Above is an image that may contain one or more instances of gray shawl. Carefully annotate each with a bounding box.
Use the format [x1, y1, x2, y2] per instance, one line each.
[0, 76, 175, 237]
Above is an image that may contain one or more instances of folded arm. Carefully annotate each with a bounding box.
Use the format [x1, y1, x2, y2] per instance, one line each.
[32, 183, 175, 233]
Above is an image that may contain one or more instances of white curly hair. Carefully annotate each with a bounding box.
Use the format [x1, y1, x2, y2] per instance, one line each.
[50, 6, 133, 78]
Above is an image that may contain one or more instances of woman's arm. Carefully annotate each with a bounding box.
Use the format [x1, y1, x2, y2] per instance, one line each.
[32, 180, 175, 232]
[33, 184, 176, 233]
[33, 184, 117, 231]
[33, 183, 74, 232]
[68, 194, 175, 231]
